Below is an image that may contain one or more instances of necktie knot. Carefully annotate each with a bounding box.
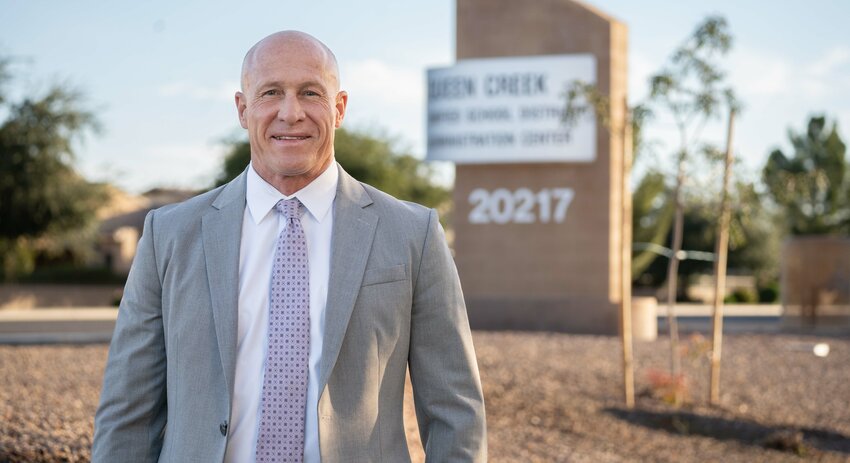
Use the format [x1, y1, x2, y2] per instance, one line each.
[276, 198, 303, 221]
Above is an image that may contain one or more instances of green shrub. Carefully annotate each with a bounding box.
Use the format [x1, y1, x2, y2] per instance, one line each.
[17, 265, 127, 285]
[724, 288, 758, 304]
[757, 282, 780, 303]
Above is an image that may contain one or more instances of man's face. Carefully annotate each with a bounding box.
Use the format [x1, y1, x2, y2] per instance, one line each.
[236, 36, 347, 189]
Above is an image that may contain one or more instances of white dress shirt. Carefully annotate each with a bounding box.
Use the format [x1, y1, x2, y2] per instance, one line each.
[223, 162, 338, 463]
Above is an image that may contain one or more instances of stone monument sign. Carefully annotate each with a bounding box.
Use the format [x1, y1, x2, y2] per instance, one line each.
[427, 0, 629, 333]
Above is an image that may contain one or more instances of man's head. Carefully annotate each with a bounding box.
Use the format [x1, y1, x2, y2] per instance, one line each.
[236, 31, 347, 194]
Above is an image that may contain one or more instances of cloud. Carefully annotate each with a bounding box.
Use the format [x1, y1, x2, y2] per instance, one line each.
[116, 142, 227, 191]
[728, 47, 791, 96]
[729, 45, 850, 101]
[809, 46, 850, 77]
[341, 59, 424, 106]
[800, 46, 850, 98]
[340, 59, 426, 154]
[157, 81, 239, 102]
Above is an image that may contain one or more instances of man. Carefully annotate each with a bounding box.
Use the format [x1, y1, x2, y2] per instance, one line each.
[92, 31, 486, 462]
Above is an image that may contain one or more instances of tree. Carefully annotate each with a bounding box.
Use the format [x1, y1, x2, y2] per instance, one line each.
[215, 128, 450, 210]
[725, 181, 782, 289]
[646, 16, 739, 405]
[763, 115, 848, 235]
[568, 16, 777, 408]
[0, 59, 105, 279]
[632, 177, 780, 296]
[631, 170, 674, 278]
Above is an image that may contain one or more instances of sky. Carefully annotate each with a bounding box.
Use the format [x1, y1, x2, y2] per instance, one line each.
[2, 0, 849, 193]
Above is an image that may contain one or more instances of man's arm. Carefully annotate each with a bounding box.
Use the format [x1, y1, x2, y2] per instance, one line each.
[408, 208, 487, 462]
[92, 210, 168, 462]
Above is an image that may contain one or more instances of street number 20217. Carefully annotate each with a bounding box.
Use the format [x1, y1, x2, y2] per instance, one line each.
[468, 188, 575, 224]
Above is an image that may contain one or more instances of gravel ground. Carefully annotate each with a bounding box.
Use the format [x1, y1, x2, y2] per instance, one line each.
[1, 331, 848, 462]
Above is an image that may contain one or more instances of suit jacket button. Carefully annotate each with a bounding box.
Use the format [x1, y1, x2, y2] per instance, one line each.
[220, 421, 228, 436]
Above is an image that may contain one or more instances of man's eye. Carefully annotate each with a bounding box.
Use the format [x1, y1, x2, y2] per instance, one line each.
[262, 89, 278, 96]
[304, 90, 320, 97]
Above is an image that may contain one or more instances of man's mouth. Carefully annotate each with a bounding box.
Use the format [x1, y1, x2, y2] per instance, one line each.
[271, 135, 309, 141]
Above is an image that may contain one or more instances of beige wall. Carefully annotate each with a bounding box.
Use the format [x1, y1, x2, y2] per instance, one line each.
[454, 0, 628, 333]
[0, 284, 122, 309]
[782, 236, 850, 326]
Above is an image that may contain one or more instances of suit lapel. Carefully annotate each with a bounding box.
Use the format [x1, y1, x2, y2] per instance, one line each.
[318, 166, 378, 392]
[201, 172, 246, 406]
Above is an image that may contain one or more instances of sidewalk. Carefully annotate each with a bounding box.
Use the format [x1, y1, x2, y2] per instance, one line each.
[655, 303, 782, 317]
[0, 308, 118, 344]
[10, 304, 843, 342]
[0, 304, 792, 344]
[656, 303, 783, 334]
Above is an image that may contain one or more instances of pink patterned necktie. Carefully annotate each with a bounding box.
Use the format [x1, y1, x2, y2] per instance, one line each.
[256, 198, 310, 463]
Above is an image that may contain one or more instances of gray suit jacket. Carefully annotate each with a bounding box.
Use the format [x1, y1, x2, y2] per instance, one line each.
[92, 165, 486, 462]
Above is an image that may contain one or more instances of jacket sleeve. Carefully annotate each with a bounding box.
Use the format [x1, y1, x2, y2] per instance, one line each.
[92, 210, 168, 462]
[408, 208, 487, 462]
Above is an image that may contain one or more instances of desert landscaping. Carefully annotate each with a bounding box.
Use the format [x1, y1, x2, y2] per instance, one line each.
[1, 330, 848, 462]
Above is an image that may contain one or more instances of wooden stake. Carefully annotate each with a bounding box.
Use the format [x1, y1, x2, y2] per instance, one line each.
[621, 111, 635, 409]
[710, 108, 736, 405]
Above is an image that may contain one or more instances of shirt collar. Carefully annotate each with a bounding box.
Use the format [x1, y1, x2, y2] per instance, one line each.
[246, 161, 339, 225]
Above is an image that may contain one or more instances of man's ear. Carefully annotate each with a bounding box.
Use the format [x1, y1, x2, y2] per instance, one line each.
[235, 91, 248, 129]
[334, 91, 348, 128]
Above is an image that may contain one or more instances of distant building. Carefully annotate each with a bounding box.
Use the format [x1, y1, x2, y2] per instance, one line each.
[96, 186, 198, 274]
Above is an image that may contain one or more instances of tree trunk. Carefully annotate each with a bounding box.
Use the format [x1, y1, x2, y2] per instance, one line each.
[665, 155, 686, 407]
[710, 109, 736, 404]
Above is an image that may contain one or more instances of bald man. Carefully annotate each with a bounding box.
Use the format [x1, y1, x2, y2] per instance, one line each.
[92, 31, 486, 462]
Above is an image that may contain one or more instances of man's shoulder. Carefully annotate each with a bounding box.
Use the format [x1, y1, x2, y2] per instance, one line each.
[153, 185, 223, 216]
[336, 164, 434, 225]
[358, 181, 434, 223]
[146, 181, 237, 232]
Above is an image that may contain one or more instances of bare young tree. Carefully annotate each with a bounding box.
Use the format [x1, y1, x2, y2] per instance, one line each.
[565, 15, 739, 408]
[647, 16, 738, 406]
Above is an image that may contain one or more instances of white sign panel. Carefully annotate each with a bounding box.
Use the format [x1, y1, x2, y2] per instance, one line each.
[426, 54, 596, 163]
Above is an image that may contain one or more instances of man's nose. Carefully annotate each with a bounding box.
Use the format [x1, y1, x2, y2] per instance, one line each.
[277, 94, 305, 124]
